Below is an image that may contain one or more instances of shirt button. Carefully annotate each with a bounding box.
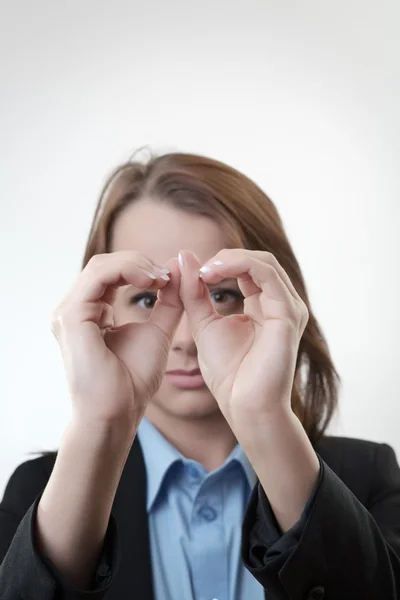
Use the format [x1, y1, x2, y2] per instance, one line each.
[185, 464, 202, 487]
[98, 563, 111, 577]
[186, 464, 200, 478]
[198, 505, 217, 522]
[306, 586, 325, 599]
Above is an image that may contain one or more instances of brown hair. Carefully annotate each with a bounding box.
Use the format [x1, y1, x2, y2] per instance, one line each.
[80, 150, 340, 445]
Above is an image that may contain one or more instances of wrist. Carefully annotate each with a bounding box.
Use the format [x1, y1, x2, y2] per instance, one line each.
[230, 403, 295, 440]
[68, 412, 138, 453]
[233, 406, 319, 533]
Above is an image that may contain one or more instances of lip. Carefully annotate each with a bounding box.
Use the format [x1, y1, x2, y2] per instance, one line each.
[165, 368, 206, 389]
[166, 368, 202, 376]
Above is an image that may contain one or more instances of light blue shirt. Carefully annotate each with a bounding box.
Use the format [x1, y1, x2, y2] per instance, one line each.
[137, 417, 265, 600]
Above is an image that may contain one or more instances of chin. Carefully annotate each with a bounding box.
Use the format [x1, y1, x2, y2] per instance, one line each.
[149, 386, 220, 421]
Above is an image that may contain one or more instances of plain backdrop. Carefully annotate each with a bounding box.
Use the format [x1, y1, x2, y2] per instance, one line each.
[1, 0, 399, 494]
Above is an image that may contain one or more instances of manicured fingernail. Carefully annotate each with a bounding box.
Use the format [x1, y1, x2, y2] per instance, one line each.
[178, 252, 184, 269]
[199, 265, 212, 274]
[199, 260, 223, 274]
[154, 265, 170, 274]
[144, 270, 157, 280]
[153, 267, 170, 280]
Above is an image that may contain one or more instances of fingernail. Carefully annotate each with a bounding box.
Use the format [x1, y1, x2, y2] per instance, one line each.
[153, 267, 170, 280]
[160, 267, 171, 274]
[199, 260, 223, 274]
[144, 270, 157, 280]
[178, 252, 184, 269]
[199, 265, 212, 274]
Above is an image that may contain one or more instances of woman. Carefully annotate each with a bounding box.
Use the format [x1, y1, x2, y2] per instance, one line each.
[0, 151, 399, 600]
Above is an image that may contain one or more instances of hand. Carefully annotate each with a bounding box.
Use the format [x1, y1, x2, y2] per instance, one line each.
[178, 249, 309, 427]
[52, 251, 183, 430]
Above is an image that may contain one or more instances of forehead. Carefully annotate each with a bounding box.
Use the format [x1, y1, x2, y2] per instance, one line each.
[111, 199, 231, 265]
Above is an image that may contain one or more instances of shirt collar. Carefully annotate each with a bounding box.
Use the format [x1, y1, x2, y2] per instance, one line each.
[137, 416, 183, 512]
[137, 416, 258, 512]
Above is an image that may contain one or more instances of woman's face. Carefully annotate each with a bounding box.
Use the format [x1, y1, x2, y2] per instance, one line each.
[110, 198, 244, 422]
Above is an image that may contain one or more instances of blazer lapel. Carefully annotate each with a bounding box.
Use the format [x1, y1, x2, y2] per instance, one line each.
[110, 436, 154, 600]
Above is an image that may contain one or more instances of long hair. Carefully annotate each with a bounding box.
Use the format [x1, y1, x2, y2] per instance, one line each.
[32, 150, 340, 456]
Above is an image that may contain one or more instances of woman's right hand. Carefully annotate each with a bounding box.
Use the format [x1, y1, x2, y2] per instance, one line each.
[51, 251, 183, 431]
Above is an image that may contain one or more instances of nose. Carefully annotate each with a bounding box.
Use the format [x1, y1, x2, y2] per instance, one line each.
[171, 311, 197, 356]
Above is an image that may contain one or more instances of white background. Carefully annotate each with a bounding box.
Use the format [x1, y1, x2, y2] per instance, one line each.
[1, 0, 399, 493]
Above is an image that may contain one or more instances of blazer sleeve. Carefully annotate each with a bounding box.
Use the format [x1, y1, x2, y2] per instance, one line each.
[242, 443, 400, 600]
[0, 458, 119, 600]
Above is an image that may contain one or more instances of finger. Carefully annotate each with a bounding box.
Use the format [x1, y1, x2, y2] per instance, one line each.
[199, 249, 296, 303]
[178, 250, 220, 337]
[70, 251, 171, 305]
[148, 258, 184, 339]
[247, 250, 300, 302]
[98, 301, 114, 330]
[202, 253, 297, 325]
[199, 253, 296, 326]
[52, 300, 114, 342]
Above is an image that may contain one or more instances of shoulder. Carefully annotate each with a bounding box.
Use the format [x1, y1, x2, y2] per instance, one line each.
[1, 452, 58, 516]
[316, 434, 398, 468]
[315, 435, 399, 502]
[316, 434, 383, 457]
[12, 451, 58, 480]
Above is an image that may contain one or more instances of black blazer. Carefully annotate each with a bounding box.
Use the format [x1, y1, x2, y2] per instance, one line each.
[1, 434, 400, 600]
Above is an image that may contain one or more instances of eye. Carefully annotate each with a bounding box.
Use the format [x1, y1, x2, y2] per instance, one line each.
[210, 288, 243, 313]
[129, 292, 158, 310]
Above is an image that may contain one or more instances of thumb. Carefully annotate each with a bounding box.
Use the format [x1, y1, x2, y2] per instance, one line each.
[178, 250, 219, 338]
[148, 257, 183, 339]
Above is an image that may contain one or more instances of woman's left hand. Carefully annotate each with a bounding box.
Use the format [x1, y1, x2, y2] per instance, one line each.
[178, 249, 309, 428]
